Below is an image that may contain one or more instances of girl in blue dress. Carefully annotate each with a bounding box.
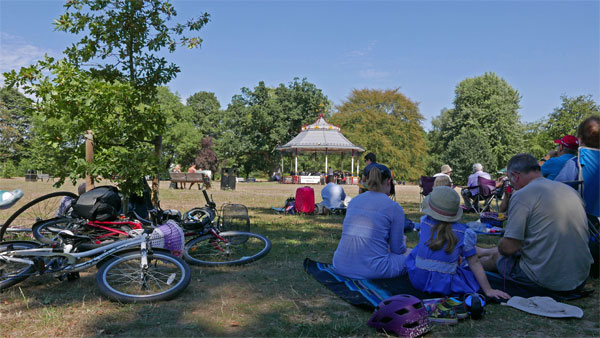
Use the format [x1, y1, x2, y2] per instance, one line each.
[406, 186, 510, 299]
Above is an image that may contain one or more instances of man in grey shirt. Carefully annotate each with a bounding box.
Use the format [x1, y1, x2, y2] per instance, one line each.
[478, 153, 592, 291]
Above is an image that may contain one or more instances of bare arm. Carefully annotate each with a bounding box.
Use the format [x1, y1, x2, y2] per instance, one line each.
[466, 255, 511, 300]
[498, 237, 521, 256]
[499, 192, 511, 213]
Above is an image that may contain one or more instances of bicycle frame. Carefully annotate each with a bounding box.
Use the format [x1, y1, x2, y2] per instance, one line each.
[1, 232, 150, 275]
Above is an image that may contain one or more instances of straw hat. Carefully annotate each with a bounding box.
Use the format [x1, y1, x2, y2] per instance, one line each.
[422, 186, 463, 222]
[440, 164, 452, 174]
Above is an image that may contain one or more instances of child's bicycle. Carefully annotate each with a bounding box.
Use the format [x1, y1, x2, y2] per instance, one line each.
[0, 225, 191, 303]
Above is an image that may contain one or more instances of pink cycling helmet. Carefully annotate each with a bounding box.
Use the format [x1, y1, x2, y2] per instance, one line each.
[367, 294, 430, 338]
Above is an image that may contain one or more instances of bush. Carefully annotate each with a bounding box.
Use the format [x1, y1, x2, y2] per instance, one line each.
[16, 158, 35, 177]
[1, 160, 17, 178]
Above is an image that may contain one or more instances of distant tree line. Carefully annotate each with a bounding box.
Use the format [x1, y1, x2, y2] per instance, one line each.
[3, 71, 598, 185]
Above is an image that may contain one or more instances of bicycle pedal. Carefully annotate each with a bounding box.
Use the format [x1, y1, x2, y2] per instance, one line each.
[67, 272, 80, 281]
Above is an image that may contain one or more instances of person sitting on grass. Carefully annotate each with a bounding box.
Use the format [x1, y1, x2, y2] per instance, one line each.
[477, 153, 593, 292]
[406, 186, 510, 300]
[316, 175, 346, 214]
[332, 164, 408, 279]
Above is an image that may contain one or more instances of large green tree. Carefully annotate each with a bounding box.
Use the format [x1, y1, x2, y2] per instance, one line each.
[218, 78, 330, 177]
[186, 91, 222, 138]
[330, 88, 427, 181]
[428, 72, 523, 184]
[524, 95, 600, 159]
[0, 87, 31, 163]
[4, 0, 209, 197]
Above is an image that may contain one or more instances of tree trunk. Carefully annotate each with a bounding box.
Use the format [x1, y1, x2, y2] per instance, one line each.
[152, 135, 162, 207]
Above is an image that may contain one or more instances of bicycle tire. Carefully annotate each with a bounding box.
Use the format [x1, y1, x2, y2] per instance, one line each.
[32, 217, 78, 244]
[183, 231, 271, 267]
[32, 218, 135, 249]
[0, 191, 78, 241]
[0, 241, 39, 290]
[96, 251, 191, 303]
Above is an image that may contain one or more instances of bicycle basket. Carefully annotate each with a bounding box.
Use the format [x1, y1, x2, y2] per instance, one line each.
[150, 220, 185, 257]
[220, 203, 250, 245]
[182, 207, 215, 231]
[220, 203, 250, 232]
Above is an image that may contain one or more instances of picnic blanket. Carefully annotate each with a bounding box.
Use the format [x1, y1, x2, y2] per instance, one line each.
[303, 258, 592, 310]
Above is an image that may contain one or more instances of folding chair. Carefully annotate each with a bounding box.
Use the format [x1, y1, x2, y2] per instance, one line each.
[419, 176, 436, 211]
[472, 176, 500, 215]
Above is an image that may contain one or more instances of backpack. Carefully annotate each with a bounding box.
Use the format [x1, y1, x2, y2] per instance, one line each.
[295, 186, 315, 214]
[284, 197, 296, 215]
[72, 186, 122, 221]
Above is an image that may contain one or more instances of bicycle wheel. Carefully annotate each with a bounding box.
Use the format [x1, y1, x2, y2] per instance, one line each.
[0, 241, 39, 290]
[96, 251, 191, 303]
[0, 191, 77, 241]
[183, 231, 271, 267]
[32, 217, 78, 244]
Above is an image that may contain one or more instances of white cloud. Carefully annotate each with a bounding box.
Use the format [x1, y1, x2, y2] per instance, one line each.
[0, 33, 51, 72]
[341, 40, 377, 64]
[359, 68, 390, 80]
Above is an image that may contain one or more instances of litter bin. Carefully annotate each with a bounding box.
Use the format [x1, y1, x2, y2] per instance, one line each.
[25, 170, 37, 182]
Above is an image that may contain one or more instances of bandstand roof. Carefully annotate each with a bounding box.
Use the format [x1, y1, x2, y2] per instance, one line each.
[275, 115, 364, 154]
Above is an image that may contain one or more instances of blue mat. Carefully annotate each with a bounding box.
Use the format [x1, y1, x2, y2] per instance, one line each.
[303, 258, 592, 310]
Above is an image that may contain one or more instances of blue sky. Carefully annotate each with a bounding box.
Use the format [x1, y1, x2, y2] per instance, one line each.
[1, 0, 598, 129]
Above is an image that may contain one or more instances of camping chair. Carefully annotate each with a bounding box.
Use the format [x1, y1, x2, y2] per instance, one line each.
[419, 176, 436, 211]
[472, 176, 500, 215]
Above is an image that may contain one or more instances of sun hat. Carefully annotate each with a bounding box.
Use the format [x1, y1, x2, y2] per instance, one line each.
[501, 296, 583, 318]
[422, 186, 463, 222]
[440, 164, 452, 174]
[554, 135, 579, 149]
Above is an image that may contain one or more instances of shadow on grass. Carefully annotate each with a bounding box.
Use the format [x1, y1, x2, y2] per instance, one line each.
[3, 210, 599, 337]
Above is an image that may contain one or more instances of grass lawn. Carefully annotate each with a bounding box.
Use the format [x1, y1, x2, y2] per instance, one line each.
[0, 178, 599, 337]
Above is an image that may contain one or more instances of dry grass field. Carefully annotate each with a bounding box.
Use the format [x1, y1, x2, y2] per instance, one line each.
[0, 178, 598, 337]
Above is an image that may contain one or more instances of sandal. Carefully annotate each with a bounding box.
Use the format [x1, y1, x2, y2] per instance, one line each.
[423, 297, 468, 320]
[445, 297, 469, 319]
[428, 302, 458, 324]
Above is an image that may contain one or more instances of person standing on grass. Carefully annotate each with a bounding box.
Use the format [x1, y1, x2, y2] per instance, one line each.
[406, 186, 510, 299]
[359, 152, 377, 193]
[332, 164, 408, 279]
[477, 153, 592, 292]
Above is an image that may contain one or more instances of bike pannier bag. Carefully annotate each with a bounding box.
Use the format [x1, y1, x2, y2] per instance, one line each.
[294, 186, 315, 214]
[72, 186, 122, 221]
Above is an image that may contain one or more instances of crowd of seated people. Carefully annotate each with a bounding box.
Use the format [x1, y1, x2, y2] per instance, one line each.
[328, 115, 598, 320]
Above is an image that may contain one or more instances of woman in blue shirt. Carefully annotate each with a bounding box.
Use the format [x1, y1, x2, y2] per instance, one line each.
[332, 164, 408, 279]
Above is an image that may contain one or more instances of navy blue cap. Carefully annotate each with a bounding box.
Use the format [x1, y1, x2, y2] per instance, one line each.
[365, 163, 392, 179]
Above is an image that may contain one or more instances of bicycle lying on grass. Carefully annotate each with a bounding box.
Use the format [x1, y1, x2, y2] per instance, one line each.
[24, 189, 272, 267]
[0, 226, 191, 303]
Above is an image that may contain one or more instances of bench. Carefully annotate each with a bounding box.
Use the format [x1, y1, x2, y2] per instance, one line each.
[169, 172, 211, 189]
[36, 173, 53, 182]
